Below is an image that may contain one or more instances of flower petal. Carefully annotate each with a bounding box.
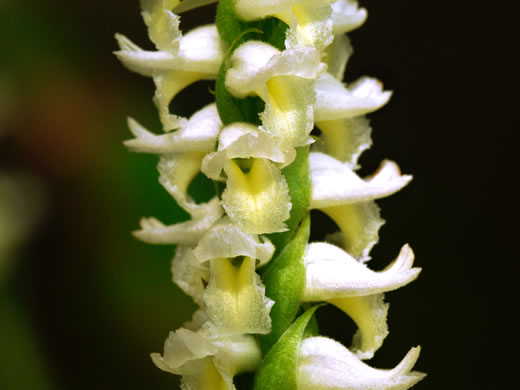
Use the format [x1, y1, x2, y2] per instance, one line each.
[203, 257, 274, 335]
[303, 243, 421, 301]
[193, 217, 275, 267]
[310, 153, 412, 209]
[133, 197, 224, 245]
[314, 73, 391, 122]
[140, 0, 182, 52]
[221, 159, 291, 234]
[172, 246, 209, 305]
[297, 336, 425, 389]
[201, 123, 286, 180]
[225, 41, 324, 98]
[124, 103, 221, 154]
[331, 0, 367, 35]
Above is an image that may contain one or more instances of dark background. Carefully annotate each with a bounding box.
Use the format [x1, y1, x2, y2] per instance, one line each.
[0, 0, 516, 389]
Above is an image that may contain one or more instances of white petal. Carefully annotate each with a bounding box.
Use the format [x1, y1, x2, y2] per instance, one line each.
[314, 116, 371, 167]
[314, 73, 391, 122]
[258, 76, 315, 159]
[331, 0, 367, 35]
[140, 0, 182, 52]
[125, 103, 221, 154]
[297, 336, 425, 389]
[177, 25, 227, 74]
[133, 197, 224, 245]
[201, 123, 286, 180]
[321, 201, 384, 262]
[203, 257, 274, 335]
[193, 217, 275, 267]
[221, 159, 291, 235]
[212, 332, 262, 376]
[303, 243, 421, 301]
[114, 34, 177, 77]
[225, 41, 324, 98]
[172, 246, 209, 305]
[151, 327, 217, 374]
[310, 153, 412, 209]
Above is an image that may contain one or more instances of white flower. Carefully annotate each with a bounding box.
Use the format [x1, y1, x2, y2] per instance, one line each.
[173, 218, 275, 334]
[297, 336, 425, 390]
[128, 104, 225, 245]
[302, 242, 420, 358]
[115, 24, 226, 130]
[201, 123, 292, 235]
[152, 311, 261, 390]
[312, 73, 391, 165]
[225, 40, 325, 163]
[309, 152, 412, 261]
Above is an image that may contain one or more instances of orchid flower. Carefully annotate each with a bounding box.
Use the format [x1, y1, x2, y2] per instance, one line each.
[117, 0, 425, 389]
[152, 310, 261, 390]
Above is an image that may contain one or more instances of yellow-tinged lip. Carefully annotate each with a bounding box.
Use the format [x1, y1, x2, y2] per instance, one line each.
[221, 158, 291, 235]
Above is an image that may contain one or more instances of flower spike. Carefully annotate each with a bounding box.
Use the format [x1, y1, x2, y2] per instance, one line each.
[117, 1, 424, 387]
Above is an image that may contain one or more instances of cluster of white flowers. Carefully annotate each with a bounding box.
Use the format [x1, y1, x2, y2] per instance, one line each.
[116, 0, 425, 389]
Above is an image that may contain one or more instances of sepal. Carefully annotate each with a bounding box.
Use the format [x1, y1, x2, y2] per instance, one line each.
[314, 73, 391, 122]
[124, 103, 221, 154]
[309, 153, 413, 209]
[330, 0, 367, 35]
[303, 243, 421, 301]
[133, 197, 224, 245]
[297, 336, 425, 389]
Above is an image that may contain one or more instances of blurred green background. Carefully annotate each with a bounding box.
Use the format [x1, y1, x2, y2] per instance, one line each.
[0, 0, 516, 389]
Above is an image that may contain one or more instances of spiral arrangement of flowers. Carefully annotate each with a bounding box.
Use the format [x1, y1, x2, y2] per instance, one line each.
[115, 1, 425, 389]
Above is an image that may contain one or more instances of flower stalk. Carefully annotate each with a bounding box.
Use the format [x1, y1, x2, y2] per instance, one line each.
[116, 0, 425, 389]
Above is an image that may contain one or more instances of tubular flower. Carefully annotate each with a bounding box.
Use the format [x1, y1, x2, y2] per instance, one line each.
[117, 0, 425, 389]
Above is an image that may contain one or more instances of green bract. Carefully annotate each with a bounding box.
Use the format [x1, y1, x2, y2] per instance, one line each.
[116, 0, 425, 389]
